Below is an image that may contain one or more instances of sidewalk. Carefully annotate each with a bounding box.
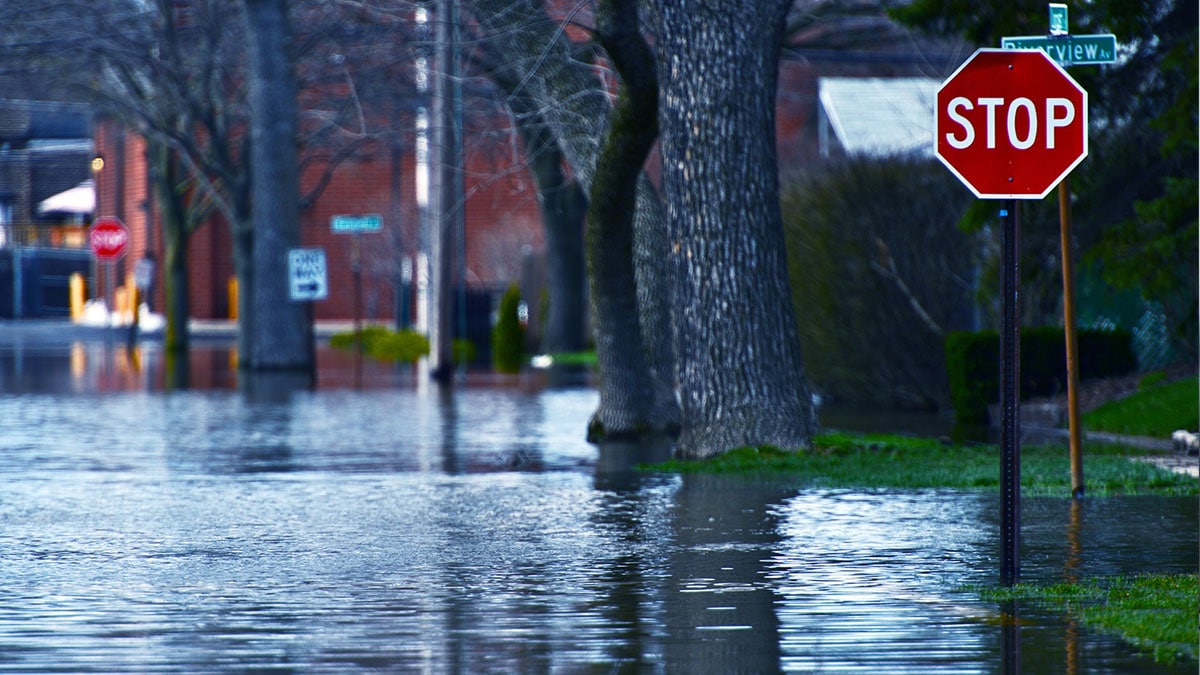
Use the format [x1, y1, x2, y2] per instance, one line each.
[1, 317, 370, 343]
[189, 319, 363, 340]
[1021, 417, 1198, 478]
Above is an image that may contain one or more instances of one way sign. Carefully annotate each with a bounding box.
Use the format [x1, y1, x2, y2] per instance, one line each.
[288, 248, 328, 301]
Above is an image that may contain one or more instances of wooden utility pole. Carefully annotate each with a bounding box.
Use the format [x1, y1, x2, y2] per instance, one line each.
[1059, 179, 1084, 497]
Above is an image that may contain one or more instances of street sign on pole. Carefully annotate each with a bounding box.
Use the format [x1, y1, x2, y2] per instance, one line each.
[934, 47, 1094, 586]
[288, 248, 328, 302]
[331, 214, 382, 234]
[1001, 34, 1118, 66]
[1048, 3, 1069, 36]
[88, 217, 130, 260]
[935, 48, 1088, 199]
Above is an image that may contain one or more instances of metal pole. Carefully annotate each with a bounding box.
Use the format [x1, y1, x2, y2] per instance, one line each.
[1000, 198, 1021, 587]
[1058, 179, 1084, 498]
[429, 0, 458, 383]
[353, 232, 363, 388]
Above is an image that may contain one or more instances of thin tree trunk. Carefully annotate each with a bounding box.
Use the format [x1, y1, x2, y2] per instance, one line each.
[151, 139, 191, 357]
[465, 0, 680, 437]
[653, 0, 818, 457]
[485, 45, 588, 357]
[523, 127, 587, 356]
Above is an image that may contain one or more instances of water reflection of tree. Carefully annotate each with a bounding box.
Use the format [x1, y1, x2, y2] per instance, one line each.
[161, 374, 303, 475]
[666, 475, 790, 670]
[588, 441, 677, 667]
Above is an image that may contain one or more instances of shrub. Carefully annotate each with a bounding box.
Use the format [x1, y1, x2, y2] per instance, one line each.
[945, 327, 1137, 426]
[369, 330, 430, 363]
[492, 284, 525, 373]
[783, 154, 977, 410]
[329, 326, 429, 363]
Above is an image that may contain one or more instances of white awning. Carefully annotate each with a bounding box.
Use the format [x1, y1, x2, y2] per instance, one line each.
[37, 179, 95, 216]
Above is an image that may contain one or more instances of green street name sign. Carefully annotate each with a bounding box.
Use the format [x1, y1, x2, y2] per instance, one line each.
[331, 214, 382, 233]
[1001, 34, 1118, 66]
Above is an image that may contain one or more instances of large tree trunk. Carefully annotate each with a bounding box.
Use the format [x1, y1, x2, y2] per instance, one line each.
[653, 0, 818, 457]
[586, 0, 678, 441]
[241, 0, 311, 372]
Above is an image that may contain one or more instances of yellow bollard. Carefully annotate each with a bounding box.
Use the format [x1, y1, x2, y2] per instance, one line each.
[228, 276, 238, 320]
[69, 272, 86, 322]
[125, 272, 138, 324]
[113, 287, 128, 323]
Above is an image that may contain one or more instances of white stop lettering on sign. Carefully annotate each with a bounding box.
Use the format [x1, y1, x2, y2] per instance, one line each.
[944, 97, 1076, 150]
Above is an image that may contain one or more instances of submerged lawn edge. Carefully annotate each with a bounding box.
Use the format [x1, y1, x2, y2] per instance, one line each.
[978, 573, 1199, 664]
[639, 433, 1198, 496]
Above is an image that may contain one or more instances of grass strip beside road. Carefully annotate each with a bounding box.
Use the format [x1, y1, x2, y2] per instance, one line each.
[1084, 376, 1199, 437]
[644, 433, 1197, 496]
[982, 574, 1199, 664]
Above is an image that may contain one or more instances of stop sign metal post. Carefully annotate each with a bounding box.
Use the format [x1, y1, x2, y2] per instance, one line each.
[936, 49, 1089, 587]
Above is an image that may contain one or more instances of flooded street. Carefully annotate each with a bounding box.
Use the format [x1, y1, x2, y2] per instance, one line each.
[0, 332, 1195, 672]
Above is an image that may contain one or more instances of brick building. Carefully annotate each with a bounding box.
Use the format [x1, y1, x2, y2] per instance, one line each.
[91, 116, 545, 325]
[0, 100, 94, 317]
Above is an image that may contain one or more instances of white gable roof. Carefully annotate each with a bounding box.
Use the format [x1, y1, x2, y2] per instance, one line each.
[818, 77, 939, 157]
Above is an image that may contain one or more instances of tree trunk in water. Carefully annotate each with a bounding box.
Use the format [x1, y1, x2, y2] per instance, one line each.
[150, 140, 190, 358]
[232, 220, 254, 366]
[465, 0, 680, 437]
[653, 0, 818, 457]
[485, 43, 588, 357]
[241, 0, 311, 372]
[522, 126, 587, 356]
[586, 0, 678, 441]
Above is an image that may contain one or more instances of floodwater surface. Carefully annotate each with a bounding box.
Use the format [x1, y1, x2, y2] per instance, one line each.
[0, 336, 1195, 672]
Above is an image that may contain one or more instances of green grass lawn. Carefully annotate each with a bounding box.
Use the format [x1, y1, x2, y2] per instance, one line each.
[983, 574, 1199, 664]
[645, 433, 1197, 496]
[1084, 376, 1199, 437]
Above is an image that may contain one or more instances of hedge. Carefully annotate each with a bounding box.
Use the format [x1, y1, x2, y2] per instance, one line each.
[492, 283, 525, 374]
[946, 327, 1136, 426]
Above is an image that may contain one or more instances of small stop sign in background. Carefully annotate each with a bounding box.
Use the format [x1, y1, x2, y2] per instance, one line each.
[935, 49, 1088, 199]
[88, 216, 130, 260]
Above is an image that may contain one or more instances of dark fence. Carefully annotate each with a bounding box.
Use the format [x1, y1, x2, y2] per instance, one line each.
[0, 247, 91, 318]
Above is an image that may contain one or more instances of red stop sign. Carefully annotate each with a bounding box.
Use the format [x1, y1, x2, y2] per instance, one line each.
[936, 49, 1088, 199]
[88, 216, 130, 260]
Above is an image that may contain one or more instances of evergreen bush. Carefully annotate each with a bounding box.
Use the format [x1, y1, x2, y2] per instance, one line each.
[492, 284, 525, 373]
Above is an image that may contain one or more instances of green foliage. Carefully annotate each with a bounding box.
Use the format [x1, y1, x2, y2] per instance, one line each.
[644, 433, 1197, 496]
[944, 331, 998, 426]
[782, 154, 976, 410]
[1087, 174, 1199, 359]
[1085, 377, 1200, 437]
[944, 328, 1136, 426]
[492, 284, 525, 374]
[984, 574, 1199, 664]
[549, 351, 598, 367]
[1138, 371, 1167, 390]
[329, 326, 430, 363]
